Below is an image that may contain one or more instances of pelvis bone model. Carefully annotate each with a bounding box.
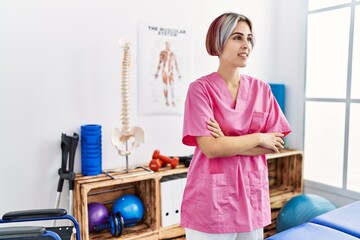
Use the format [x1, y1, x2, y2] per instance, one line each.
[111, 39, 144, 157]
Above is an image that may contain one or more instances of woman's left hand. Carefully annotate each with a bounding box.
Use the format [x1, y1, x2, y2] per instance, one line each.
[207, 117, 224, 138]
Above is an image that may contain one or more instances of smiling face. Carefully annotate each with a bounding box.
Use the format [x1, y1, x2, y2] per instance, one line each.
[219, 21, 253, 69]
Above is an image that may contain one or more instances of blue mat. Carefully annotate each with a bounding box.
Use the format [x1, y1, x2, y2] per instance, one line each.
[310, 201, 360, 238]
[267, 222, 359, 240]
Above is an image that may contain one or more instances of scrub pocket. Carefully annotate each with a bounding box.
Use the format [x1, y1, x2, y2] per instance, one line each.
[248, 112, 268, 133]
[195, 172, 229, 229]
[247, 170, 270, 210]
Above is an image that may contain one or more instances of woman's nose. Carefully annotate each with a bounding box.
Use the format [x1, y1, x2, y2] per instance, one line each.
[242, 41, 249, 49]
[242, 40, 252, 51]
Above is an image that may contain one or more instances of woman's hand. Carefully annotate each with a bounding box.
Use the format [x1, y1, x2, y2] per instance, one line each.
[259, 132, 285, 153]
[207, 118, 224, 138]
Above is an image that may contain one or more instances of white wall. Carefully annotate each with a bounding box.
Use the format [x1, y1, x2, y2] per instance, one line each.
[0, 0, 306, 215]
[274, 0, 307, 149]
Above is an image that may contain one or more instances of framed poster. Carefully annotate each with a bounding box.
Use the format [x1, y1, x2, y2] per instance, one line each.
[137, 22, 192, 116]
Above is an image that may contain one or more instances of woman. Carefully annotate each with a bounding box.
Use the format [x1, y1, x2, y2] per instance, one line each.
[181, 12, 291, 240]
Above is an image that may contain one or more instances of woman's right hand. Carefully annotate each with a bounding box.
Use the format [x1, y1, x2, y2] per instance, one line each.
[207, 117, 224, 138]
[259, 132, 285, 153]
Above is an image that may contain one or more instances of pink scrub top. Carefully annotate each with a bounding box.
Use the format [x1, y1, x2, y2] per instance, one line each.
[181, 72, 291, 233]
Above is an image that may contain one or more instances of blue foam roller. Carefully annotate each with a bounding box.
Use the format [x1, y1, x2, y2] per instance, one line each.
[81, 124, 102, 176]
[310, 201, 360, 238]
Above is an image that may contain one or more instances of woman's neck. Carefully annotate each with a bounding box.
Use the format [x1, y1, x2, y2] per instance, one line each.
[217, 66, 241, 86]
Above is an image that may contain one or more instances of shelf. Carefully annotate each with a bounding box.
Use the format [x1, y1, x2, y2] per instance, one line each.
[158, 224, 185, 239]
[73, 149, 303, 239]
[265, 149, 303, 237]
[266, 148, 303, 159]
[73, 169, 158, 240]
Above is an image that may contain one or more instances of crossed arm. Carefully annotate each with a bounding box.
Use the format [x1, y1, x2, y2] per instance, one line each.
[196, 118, 285, 158]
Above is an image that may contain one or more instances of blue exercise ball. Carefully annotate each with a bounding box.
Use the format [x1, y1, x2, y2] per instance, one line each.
[112, 194, 144, 227]
[276, 194, 336, 233]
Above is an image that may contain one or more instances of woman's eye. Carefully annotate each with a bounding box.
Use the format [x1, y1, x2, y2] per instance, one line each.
[233, 35, 242, 40]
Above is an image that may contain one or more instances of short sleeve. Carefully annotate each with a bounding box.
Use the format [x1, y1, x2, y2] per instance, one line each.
[264, 87, 292, 136]
[182, 82, 213, 146]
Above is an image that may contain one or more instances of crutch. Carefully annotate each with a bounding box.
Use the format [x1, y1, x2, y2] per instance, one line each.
[55, 133, 79, 216]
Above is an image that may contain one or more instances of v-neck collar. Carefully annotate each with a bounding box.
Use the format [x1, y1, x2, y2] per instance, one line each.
[211, 72, 249, 111]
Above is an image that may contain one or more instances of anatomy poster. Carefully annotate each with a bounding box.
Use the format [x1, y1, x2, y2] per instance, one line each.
[137, 22, 192, 116]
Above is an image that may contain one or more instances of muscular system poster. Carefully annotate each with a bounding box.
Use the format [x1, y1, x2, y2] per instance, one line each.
[137, 22, 192, 116]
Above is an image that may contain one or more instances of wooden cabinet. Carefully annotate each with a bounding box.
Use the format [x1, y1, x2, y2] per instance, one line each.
[73, 165, 188, 240]
[265, 149, 303, 237]
[73, 149, 303, 239]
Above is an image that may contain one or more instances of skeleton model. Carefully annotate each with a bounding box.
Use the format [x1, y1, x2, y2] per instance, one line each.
[110, 39, 145, 173]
